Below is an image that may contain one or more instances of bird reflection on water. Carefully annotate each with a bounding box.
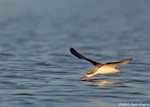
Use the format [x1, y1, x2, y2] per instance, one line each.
[86, 79, 122, 88]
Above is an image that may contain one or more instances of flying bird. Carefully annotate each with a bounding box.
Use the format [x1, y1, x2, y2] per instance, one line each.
[70, 48, 132, 80]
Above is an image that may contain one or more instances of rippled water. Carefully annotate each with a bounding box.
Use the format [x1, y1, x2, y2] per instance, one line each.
[0, 0, 150, 107]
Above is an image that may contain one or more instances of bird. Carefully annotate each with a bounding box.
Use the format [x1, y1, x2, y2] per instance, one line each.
[70, 48, 132, 80]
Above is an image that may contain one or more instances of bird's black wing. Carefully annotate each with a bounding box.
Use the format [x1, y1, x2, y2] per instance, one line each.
[106, 58, 132, 68]
[70, 48, 101, 66]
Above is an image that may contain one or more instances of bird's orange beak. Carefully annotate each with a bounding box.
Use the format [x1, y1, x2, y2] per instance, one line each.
[81, 75, 89, 80]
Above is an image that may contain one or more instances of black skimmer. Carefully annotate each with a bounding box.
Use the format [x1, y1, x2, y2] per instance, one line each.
[70, 48, 132, 80]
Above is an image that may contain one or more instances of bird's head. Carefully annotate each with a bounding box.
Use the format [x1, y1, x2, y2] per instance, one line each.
[81, 74, 94, 80]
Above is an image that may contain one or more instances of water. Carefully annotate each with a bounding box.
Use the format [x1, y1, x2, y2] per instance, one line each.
[0, 0, 150, 107]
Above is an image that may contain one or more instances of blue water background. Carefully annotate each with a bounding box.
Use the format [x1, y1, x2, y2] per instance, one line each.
[0, 0, 150, 107]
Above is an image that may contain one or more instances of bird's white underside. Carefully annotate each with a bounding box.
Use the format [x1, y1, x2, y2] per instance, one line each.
[96, 66, 119, 74]
[86, 66, 119, 78]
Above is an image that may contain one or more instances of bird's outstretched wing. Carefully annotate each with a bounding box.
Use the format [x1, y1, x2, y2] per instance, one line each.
[70, 48, 101, 66]
[105, 58, 132, 68]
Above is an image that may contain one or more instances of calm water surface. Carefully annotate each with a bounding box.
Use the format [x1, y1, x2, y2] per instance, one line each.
[0, 1, 150, 107]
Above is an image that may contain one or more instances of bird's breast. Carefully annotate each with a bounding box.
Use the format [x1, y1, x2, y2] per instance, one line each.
[96, 66, 119, 74]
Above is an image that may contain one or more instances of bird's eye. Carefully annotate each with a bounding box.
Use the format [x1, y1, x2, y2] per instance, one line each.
[87, 72, 91, 75]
